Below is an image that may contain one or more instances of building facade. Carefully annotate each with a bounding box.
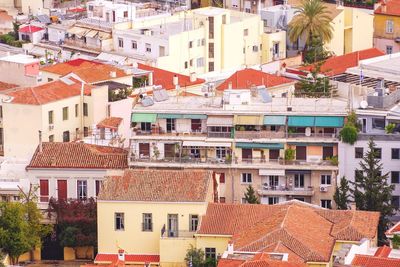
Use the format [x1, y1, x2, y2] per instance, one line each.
[374, 0, 400, 54]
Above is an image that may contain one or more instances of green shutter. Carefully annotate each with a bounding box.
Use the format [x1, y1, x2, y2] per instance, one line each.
[235, 142, 284, 149]
[157, 114, 183, 119]
[288, 116, 315, 127]
[263, 115, 286, 125]
[131, 113, 157, 123]
[183, 114, 207, 119]
[314, 116, 344, 127]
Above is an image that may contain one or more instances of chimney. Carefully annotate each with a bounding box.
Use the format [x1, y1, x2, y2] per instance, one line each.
[38, 130, 43, 153]
[227, 241, 234, 254]
[118, 249, 125, 262]
[382, 0, 387, 13]
[173, 74, 179, 86]
[148, 72, 153, 86]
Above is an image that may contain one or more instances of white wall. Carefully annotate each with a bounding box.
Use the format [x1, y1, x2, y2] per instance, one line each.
[109, 97, 134, 147]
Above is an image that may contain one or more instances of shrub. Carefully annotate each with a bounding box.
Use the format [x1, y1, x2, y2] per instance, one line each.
[339, 124, 358, 145]
[385, 123, 396, 134]
[284, 148, 295, 161]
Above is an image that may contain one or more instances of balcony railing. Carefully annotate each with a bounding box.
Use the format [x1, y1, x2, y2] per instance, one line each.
[257, 185, 314, 196]
[235, 131, 285, 139]
[63, 38, 102, 52]
[287, 132, 338, 138]
[207, 132, 232, 138]
[161, 230, 195, 238]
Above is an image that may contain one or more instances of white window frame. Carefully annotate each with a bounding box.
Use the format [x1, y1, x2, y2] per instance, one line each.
[77, 180, 87, 200]
[118, 38, 124, 48]
[386, 20, 394, 33]
[131, 40, 137, 49]
[115, 212, 125, 231]
[321, 199, 332, 209]
[241, 173, 252, 184]
[320, 174, 331, 185]
[145, 43, 151, 53]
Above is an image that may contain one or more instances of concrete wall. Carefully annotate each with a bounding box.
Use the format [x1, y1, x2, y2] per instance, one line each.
[109, 97, 134, 147]
[0, 61, 39, 86]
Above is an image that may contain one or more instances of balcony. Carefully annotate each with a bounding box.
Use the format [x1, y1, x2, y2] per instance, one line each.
[257, 185, 314, 196]
[161, 230, 195, 239]
[63, 38, 102, 53]
[235, 130, 285, 139]
[207, 132, 232, 138]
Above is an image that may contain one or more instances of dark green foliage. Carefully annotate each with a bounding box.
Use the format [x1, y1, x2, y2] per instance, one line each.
[303, 36, 331, 64]
[392, 235, 400, 249]
[295, 64, 336, 98]
[108, 87, 132, 102]
[132, 76, 148, 89]
[244, 185, 260, 204]
[333, 176, 351, 210]
[184, 245, 205, 267]
[339, 111, 359, 144]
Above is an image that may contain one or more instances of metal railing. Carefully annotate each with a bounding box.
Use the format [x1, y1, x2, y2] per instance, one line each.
[235, 131, 285, 139]
[258, 185, 314, 196]
[161, 230, 195, 238]
[287, 132, 338, 138]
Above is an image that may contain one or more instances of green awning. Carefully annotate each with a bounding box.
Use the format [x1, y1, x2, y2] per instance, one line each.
[131, 113, 157, 123]
[288, 116, 315, 127]
[183, 114, 207, 119]
[288, 142, 336, 147]
[236, 142, 284, 149]
[314, 116, 344, 127]
[157, 114, 183, 119]
[264, 115, 286, 125]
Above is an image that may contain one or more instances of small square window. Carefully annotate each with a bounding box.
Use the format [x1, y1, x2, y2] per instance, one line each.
[355, 147, 363, 158]
[392, 148, 400, 159]
[321, 199, 332, 209]
[373, 148, 382, 159]
[392, 171, 400, 184]
[321, 175, 331, 185]
[392, 196, 400, 209]
[244, 29, 248, 36]
[219, 197, 226, 203]
[241, 173, 252, 183]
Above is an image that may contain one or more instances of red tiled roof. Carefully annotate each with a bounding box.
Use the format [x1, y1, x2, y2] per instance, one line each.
[98, 169, 213, 202]
[41, 59, 130, 84]
[95, 253, 160, 263]
[386, 221, 400, 236]
[297, 48, 385, 76]
[375, 246, 392, 258]
[27, 142, 128, 169]
[0, 81, 17, 92]
[97, 117, 123, 130]
[19, 25, 44, 33]
[7, 79, 93, 105]
[375, 0, 400, 16]
[137, 63, 205, 90]
[216, 69, 294, 91]
[352, 255, 400, 267]
[198, 202, 380, 263]
[218, 253, 306, 267]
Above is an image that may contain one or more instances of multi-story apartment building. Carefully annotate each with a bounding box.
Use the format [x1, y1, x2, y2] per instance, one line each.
[113, 7, 284, 75]
[374, 0, 400, 54]
[128, 88, 348, 208]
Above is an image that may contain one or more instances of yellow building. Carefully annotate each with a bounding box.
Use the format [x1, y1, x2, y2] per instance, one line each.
[96, 169, 215, 266]
[373, 0, 400, 54]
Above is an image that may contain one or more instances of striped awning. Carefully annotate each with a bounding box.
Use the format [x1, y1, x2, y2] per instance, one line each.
[264, 115, 286, 125]
[207, 116, 234, 126]
[234, 115, 263, 125]
[288, 116, 315, 127]
[314, 116, 344, 127]
[131, 113, 157, 123]
[235, 142, 284, 149]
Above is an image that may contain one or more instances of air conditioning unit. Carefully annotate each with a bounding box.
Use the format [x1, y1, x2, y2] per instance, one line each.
[320, 186, 328, 192]
[49, 124, 54, 131]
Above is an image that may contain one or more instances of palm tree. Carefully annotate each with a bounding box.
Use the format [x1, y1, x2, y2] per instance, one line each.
[288, 0, 333, 52]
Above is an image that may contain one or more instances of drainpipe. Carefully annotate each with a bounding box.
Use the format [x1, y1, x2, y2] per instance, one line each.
[80, 82, 84, 140]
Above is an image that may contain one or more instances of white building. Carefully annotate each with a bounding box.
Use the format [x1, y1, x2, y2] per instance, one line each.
[0, 53, 41, 86]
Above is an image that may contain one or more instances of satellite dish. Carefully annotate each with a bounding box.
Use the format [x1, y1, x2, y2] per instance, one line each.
[305, 127, 311, 137]
[360, 100, 368, 109]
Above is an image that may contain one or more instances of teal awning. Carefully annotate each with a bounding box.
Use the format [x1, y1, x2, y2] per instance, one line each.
[288, 116, 315, 127]
[236, 142, 284, 149]
[314, 116, 344, 127]
[264, 115, 286, 125]
[131, 113, 157, 123]
[183, 114, 207, 119]
[288, 142, 336, 147]
[157, 114, 183, 119]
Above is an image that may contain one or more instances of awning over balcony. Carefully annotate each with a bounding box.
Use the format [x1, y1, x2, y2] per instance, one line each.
[67, 26, 91, 38]
[259, 169, 285, 176]
[314, 116, 344, 127]
[206, 116, 234, 126]
[183, 114, 207, 119]
[285, 170, 311, 174]
[234, 115, 263, 125]
[182, 141, 231, 147]
[157, 114, 184, 119]
[235, 142, 284, 149]
[263, 115, 286, 125]
[288, 116, 315, 127]
[131, 113, 157, 123]
[85, 29, 99, 38]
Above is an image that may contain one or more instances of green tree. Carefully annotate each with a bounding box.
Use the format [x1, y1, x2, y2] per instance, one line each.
[288, 0, 333, 55]
[244, 185, 260, 204]
[352, 138, 396, 244]
[392, 234, 400, 249]
[295, 63, 335, 98]
[303, 36, 331, 64]
[339, 111, 359, 144]
[333, 176, 350, 210]
[184, 244, 205, 267]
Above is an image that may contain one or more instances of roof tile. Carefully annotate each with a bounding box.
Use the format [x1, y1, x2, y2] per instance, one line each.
[97, 117, 123, 129]
[375, 0, 400, 16]
[352, 255, 400, 267]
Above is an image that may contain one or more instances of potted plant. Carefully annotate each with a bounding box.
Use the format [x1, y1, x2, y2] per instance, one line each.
[327, 155, 338, 166]
[385, 123, 396, 134]
[284, 148, 295, 161]
[152, 145, 160, 160]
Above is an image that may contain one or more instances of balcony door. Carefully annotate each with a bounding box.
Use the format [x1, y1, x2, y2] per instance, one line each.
[167, 214, 178, 237]
[296, 146, 306, 160]
[164, 144, 175, 158]
[242, 149, 252, 162]
[57, 180, 67, 201]
[139, 143, 150, 158]
[294, 174, 305, 189]
[322, 146, 334, 160]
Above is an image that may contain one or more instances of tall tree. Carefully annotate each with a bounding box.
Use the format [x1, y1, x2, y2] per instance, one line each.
[333, 176, 351, 210]
[295, 63, 336, 98]
[288, 0, 333, 54]
[352, 138, 396, 244]
[244, 185, 260, 204]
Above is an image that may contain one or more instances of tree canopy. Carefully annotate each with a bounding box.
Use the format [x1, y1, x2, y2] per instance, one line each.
[244, 185, 260, 204]
[333, 176, 351, 210]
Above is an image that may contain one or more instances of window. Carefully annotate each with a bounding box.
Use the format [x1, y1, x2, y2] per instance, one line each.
[139, 143, 150, 157]
[95, 180, 101, 196]
[222, 14, 226, 24]
[197, 57, 204, 67]
[386, 20, 394, 33]
[115, 213, 125, 230]
[208, 17, 214, 39]
[321, 175, 331, 185]
[48, 110, 54, 124]
[268, 196, 279, 204]
[219, 197, 226, 203]
[48, 78, 53, 82]
[145, 43, 151, 52]
[84, 127, 89, 137]
[372, 118, 385, 129]
[201, 39, 205, 46]
[321, 199, 332, 209]
[269, 149, 279, 160]
[39, 179, 49, 202]
[241, 173, 252, 183]
[269, 176, 279, 188]
[166, 118, 175, 132]
[392, 171, 400, 184]
[142, 213, 153, 231]
[191, 119, 202, 132]
[118, 38, 124, 48]
[141, 122, 151, 132]
[216, 147, 227, 159]
[159, 46, 165, 56]
[294, 174, 304, 188]
[190, 214, 199, 231]
[373, 148, 382, 159]
[209, 43, 214, 58]
[75, 104, 79, 117]
[62, 107, 68, 120]
[132, 40, 137, 49]
[63, 131, 70, 142]
[77, 180, 87, 200]
[208, 62, 214, 72]
[190, 147, 200, 158]
[355, 170, 363, 179]
[386, 45, 393, 54]
[49, 135, 54, 142]
[252, 45, 258, 52]
[88, 5, 93, 11]
[355, 147, 363, 158]
[83, 103, 88, 116]
[392, 148, 400, 159]
[205, 248, 216, 260]
[184, 61, 188, 69]
[189, 41, 193, 48]
[244, 29, 248, 36]
[392, 196, 400, 209]
[123, 11, 128, 18]
[218, 173, 225, 183]
[190, 59, 193, 67]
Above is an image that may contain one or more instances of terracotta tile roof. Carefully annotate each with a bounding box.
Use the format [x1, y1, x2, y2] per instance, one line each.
[216, 69, 294, 91]
[218, 253, 305, 267]
[197, 202, 379, 263]
[95, 253, 160, 263]
[375, 246, 392, 258]
[137, 63, 205, 90]
[375, 0, 400, 16]
[41, 59, 130, 84]
[297, 48, 385, 76]
[0, 81, 17, 92]
[19, 25, 44, 33]
[98, 169, 213, 202]
[352, 255, 400, 267]
[97, 117, 123, 130]
[27, 142, 128, 169]
[7, 79, 93, 105]
[386, 221, 400, 236]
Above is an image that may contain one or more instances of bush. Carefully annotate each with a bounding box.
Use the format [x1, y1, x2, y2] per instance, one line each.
[339, 124, 358, 145]
[385, 123, 396, 134]
[284, 148, 295, 161]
